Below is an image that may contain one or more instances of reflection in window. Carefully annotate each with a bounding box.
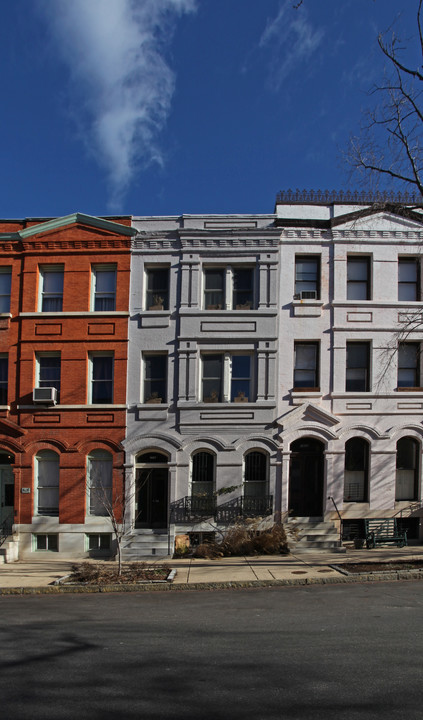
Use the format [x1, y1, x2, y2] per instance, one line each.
[88, 450, 113, 515]
[396, 437, 418, 500]
[36, 450, 59, 516]
[344, 438, 369, 502]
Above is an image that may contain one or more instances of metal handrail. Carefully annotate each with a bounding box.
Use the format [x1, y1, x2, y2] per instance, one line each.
[392, 500, 423, 520]
[0, 513, 13, 547]
[327, 496, 343, 547]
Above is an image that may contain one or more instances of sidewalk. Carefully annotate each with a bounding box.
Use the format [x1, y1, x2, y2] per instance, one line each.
[1, 545, 423, 593]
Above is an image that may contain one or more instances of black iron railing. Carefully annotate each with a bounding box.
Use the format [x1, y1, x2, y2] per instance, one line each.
[216, 495, 273, 524]
[0, 513, 13, 547]
[170, 496, 216, 523]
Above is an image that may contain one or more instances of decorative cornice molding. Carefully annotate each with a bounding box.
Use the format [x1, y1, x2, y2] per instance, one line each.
[276, 188, 422, 205]
[19, 213, 136, 240]
[279, 228, 423, 241]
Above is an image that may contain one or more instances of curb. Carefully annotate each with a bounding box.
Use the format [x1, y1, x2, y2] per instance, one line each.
[1, 569, 423, 595]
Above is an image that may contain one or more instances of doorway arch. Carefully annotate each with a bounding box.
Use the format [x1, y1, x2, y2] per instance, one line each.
[135, 451, 169, 529]
[289, 438, 324, 517]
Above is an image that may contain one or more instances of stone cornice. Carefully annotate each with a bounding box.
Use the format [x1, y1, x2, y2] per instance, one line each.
[280, 228, 423, 241]
[21, 236, 131, 252]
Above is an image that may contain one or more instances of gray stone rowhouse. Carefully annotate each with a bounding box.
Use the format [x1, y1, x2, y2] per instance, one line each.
[123, 193, 423, 557]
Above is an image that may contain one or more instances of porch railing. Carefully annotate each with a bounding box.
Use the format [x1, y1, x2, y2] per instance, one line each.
[170, 496, 216, 523]
[0, 513, 13, 548]
[215, 495, 273, 524]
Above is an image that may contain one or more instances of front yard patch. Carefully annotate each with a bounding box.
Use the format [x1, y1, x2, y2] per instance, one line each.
[60, 561, 172, 585]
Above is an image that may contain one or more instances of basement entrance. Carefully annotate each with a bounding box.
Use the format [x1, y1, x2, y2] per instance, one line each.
[135, 451, 168, 529]
[289, 438, 324, 517]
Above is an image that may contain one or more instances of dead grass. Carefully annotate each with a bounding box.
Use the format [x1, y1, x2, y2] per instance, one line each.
[67, 561, 170, 585]
[193, 520, 289, 559]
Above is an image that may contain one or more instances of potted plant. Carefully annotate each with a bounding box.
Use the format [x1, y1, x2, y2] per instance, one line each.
[148, 295, 164, 311]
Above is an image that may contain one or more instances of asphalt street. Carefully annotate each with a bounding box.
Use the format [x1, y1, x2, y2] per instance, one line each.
[1, 582, 422, 720]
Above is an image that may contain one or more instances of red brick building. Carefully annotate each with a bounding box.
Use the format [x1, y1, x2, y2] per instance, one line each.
[0, 213, 135, 559]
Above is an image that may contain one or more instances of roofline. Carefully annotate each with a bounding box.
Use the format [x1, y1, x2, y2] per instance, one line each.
[17, 213, 137, 239]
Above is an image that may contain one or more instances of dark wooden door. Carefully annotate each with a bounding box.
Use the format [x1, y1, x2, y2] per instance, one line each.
[136, 467, 168, 528]
[289, 439, 324, 517]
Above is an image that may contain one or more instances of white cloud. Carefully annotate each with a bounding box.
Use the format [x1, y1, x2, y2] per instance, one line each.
[38, 0, 196, 209]
[259, 1, 324, 90]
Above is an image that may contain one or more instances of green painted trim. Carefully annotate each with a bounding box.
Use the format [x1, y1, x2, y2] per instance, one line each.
[19, 213, 136, 239]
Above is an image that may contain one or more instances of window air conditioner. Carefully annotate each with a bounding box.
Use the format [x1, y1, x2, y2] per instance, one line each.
[300, 291, 317, 300]
[33, 387, 57, 405]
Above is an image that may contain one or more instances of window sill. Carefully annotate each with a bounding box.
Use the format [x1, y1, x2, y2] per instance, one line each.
[292, 301, 323, 317]
[397, 387, 423, 392]
[19, 311, 130, 317]
[17, 404, 127, 410]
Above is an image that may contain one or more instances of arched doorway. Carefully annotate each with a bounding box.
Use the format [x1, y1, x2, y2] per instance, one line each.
[0, 452, 14, 526]
[135, 451, 169, 529]
[289, 438, 324, 517]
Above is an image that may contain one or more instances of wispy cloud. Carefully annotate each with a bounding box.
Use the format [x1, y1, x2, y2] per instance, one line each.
[259, 1, 324, 90]
[37, 0, 196, 209]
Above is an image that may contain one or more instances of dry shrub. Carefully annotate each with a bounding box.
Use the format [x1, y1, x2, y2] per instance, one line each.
[69, 561, 169, 584]
[192, 519, 288, 559]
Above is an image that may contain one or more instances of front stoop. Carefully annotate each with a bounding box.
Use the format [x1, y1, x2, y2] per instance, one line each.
[121, 529, 172, 560]
[0, 536, 19, 563]
[288, 518, 346, 554]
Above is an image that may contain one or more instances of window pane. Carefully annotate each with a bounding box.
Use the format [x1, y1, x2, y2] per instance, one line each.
[233, 268, 254, 308]
[202, 355, 223, 402]
[144, 355, 167, 402]
[146, 268, 169, 309]
[42, 270, 63, 312]
[94, 269, 116, 311]
[92, 356, 113, 403]
[39, 356, 61, 400]
[88, 450, 112, 515]
[347, 258, 369, 300]
[37, 451, 59, 516]
[295, 256, 319, 296]
[294, 343, 317, 387]
[231, 355, 251, 401]
[204, 270, 224, 308]
[398, 343, 419, 387]
[399, 260, 417, 283]
[0, 356, 7, 404]
[344, 439, 368, 501]
[0, 270, 11, 313]
[346, 343, 369, 392]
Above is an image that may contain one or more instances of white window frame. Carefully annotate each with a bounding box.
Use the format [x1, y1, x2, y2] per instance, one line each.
[88, 352, 114, 404]
[201, 352, 254, 403]
[87, 450, 113, 516]
[35, 450, 60, 517]
[38, 265, 64, 312]
[91, 264, 117, 312]
[33, 534, 58, 552]
[0, 268, 12, 314]
[202, 266, 255, 310]
[86, 533, 112, 551]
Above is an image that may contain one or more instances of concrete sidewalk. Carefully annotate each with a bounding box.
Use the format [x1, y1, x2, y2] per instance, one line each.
[1, 545, 423, 592]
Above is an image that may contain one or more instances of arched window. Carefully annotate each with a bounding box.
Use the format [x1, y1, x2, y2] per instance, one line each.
[244, 451, 268, 498]
[36, 450, 59, 516]
[343, 438, 369, 502]
[191, 452, 215, 498]
[87, 450, 113, 516]
[396, 437, 419, 501]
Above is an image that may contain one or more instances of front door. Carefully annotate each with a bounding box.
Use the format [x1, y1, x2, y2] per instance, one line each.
[289, 438, 324, 517]
[135, 467, 168, 529]
[0, 465, 14, 526]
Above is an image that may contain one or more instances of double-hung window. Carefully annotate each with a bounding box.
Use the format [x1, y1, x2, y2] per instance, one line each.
[203, 267, 255, 310]
[90, 354, 114, 404]
[0, 355, 7, 405]
[294, 342, 319, 390]
[0, 269, 12, 313]
[36, 450, 59, 516]
[347, 257, 370, 300]
[143, 354, 167, 403]
[346, 342, 370, 392]
[145, 267, 169, 310]
[39, 266, 64, 312]
[294, 256, 320, 299]
[398, 343, 420, 388]
[87, 450, 113, 515]
[92, 266, 116, 311]
[398, 258, 420, 301]
[202, 353, 253, 403]
[37, 354, 61, 403]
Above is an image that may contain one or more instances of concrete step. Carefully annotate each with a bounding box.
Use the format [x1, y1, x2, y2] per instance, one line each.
[121, 531, 172, 559]
[0, 537, 19, 563]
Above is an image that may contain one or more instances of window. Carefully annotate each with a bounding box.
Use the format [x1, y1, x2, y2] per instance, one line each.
[295, 256, 320, 299]
[191, 451, 215, 516]
[202, 353, 253, 403]
[39, 266, 64, 312]
[398, 258, 420, 301]
[90, 354, 113, 404]
[37, 354, 61, 402]
[143, 354, 167, 403]
[346, 342, 370, 392]
[204, 267, 255, 310]
[36, 450, 59, 516]
[347, 257, 370, 300]
[344, 438, 369, 502]
[0, 355, 7, 405]
[0, 268, 11, 313]
[87, 450, 113, 516]
[34, 534, 58, 552]
[145, 267, 169, 310]
[92, 266, 116, 311]
[244, 451, 268, 498]
[398, 343, 420, 388]
[396, 437, 419, 500]
[294, 342, 319, 389]
[87, 534, 112, 551]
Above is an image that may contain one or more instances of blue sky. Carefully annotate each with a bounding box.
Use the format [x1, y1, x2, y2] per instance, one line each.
[0, 0, 419, 218]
